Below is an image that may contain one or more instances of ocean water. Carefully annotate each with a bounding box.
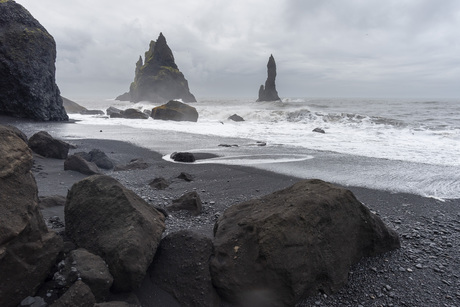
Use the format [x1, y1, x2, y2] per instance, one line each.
[65, 97, 460, 200]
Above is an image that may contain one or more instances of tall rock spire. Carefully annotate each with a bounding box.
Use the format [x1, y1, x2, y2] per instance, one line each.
[117, 33, 196, 103]
[257, 54, 281, 102]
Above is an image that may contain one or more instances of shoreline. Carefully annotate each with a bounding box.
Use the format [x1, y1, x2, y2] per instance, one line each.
[2, 116, 459, 305]
[4, 113, 459, 200]
[30, 136, 459, 306]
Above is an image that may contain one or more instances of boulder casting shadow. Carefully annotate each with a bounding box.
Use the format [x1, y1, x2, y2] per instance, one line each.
[210, 179, 400, 307]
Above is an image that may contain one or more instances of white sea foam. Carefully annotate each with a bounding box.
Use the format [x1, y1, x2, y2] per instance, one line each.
[72, 97, 460, 167]
[68, 97, 460, 199]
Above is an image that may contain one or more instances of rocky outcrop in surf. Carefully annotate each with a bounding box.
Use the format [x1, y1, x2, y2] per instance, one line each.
[257, 54, 281, 102]
[116, 33, 196, 103]
[0, 1, 68, 121]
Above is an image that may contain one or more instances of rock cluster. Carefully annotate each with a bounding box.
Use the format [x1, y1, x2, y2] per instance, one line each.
[1, 124, 403, 306]
[65, 175, 165, 292]
[257, 54, 281, 102]
[0, 1, 68, 121]
[0, 125, 63, 307]
[116, 33, 196, 103]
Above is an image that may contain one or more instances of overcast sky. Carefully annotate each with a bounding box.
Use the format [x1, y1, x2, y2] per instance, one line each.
[15, 0, 460, 99]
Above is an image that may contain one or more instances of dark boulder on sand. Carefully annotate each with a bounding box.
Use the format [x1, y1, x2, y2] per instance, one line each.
[75, 148, 114, 170]
[65, 175, 165, 292]
[149, 230, 220, 307]
[257, 54, 281, 102]
[152, 100, 198, 122]
[168, 191, 202, 216]
[64, 154, 100, 175]
[170, 151, 196, 162]
[0, 125, 63, 307]
[29, 131, 70, 159]
[149, 177, 170, 190]
[0, 1, 68, 121]
[116, 33, 196, 103]
[210, 179, 400, 307]
[177, 172, 194, 182]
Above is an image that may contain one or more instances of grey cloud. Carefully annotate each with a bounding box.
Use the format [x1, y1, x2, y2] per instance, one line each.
[14, 0, 460, 99]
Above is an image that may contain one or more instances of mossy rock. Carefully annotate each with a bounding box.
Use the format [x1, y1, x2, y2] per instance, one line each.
[151, 100, 198, 122]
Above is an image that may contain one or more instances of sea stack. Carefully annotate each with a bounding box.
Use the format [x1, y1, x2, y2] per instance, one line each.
[117, 33, 196, 103]
[257, 54, 281, 102]
[0, 0, 68, 121]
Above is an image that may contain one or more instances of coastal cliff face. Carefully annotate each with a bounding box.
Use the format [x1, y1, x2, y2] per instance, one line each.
[257, 54, 281, 102]
[117, 33, 196, 103]
[0, 0, 68, 121]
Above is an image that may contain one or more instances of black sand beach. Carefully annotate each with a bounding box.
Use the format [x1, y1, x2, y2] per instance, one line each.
[28, 135, 459, 307]
[2, 115, 459, 306]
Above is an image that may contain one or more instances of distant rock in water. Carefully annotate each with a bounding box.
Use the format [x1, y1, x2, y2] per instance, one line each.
[116, 33, 196, 103]
[0, 1, 68, 121]
[62, 97, 87, 114]
[152, 100, 198, 122]
[257, 54, 281, 102]
[228, 114, 245, 122]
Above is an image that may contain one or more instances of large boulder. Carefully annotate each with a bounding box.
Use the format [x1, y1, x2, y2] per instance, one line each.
[210, 179, 400, 307]
[65, 175, 165, 292]
[29, 131, 70, 159]
[149, 230, 220, 307]
[257, 54, 281, 102]
[116, 33, 196, 103]
[0, 1, 68, 121]
[0, 125, 63, 307]
[152, 100, 198, 122]
[64, 154, 100, 175]
[75, 148, 114, 170]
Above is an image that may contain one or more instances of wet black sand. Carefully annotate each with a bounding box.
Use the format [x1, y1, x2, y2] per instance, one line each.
[2, 115, 458, 306]
[29, 136, 460, 307]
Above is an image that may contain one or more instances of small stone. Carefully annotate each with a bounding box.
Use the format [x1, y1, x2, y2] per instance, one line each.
[415, 264, 423, 269]
[442, 279, 451, 286]
[407, 268, 413, 272]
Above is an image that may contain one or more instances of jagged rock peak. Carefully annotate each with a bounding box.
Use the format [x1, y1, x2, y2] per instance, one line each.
[116, 32, 196, 103]
[257, 54, 281, 102]
[0, 0, 68, 121]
